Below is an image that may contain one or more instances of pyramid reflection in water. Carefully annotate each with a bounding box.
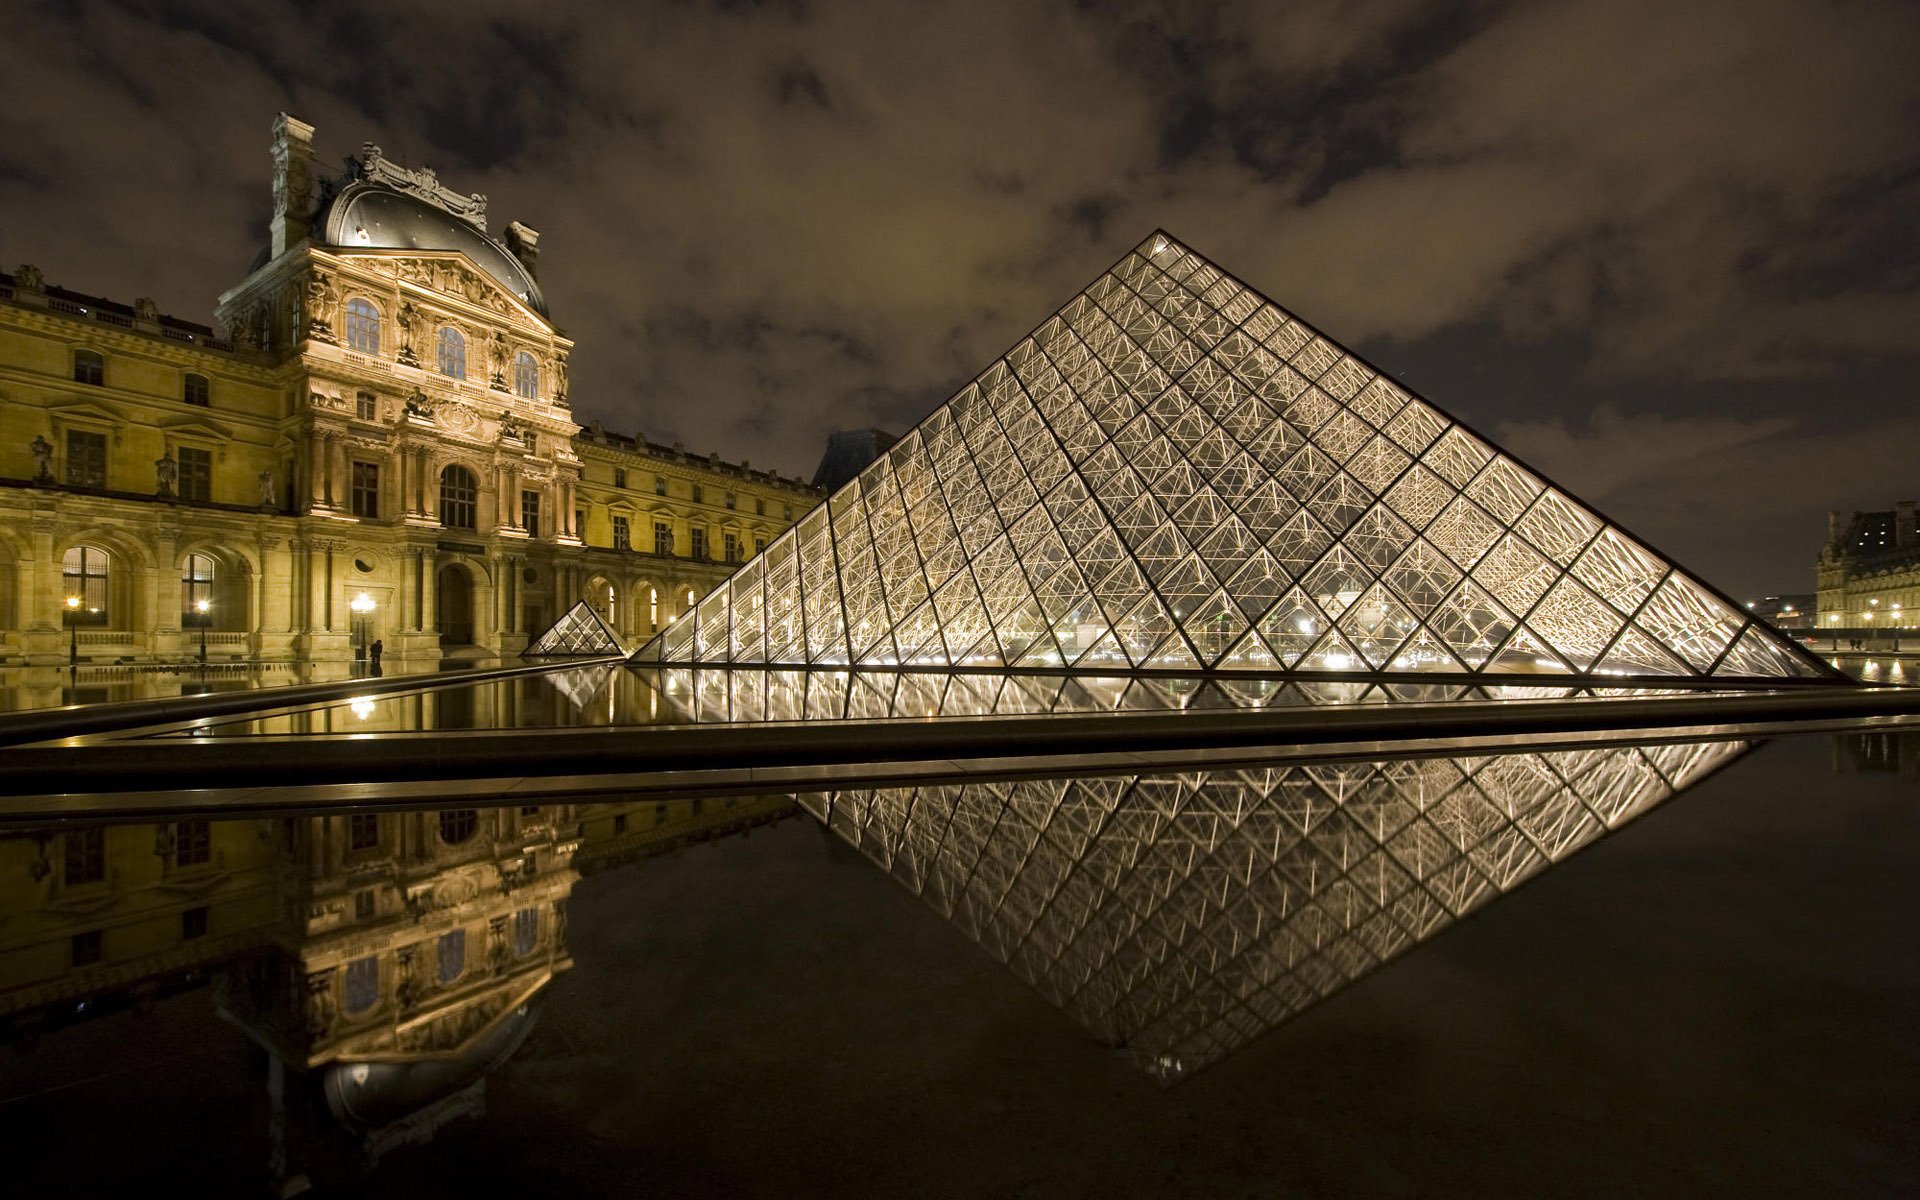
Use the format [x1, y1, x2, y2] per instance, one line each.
[642, 232, 1829, 681]
[799, 737, 1750, 1080]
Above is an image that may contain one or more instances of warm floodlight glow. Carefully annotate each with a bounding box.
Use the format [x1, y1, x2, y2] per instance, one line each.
[350, 592, 375, 614]
[65, 595, 80, 610]
[639, 231, 1830, 682]
[194, 599, 210, 614]
[349, 696, 375, 720]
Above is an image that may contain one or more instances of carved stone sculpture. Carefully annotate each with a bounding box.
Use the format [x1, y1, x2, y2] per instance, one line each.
[155, 455, 178, 497]
[14, 263, 45, 291]
[29, 434, 53, 483]
[404, 388, 435, 419]
[553, 351, 570, 406]
[304, 271, 337, 342]
[487, 331, 510, 388]
[396, 300, 420, 365]
[133, 296, 160, 323]
[258, 468, 276, 508]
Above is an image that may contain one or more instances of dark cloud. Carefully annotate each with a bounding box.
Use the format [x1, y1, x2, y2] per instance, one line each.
[3, 0, 1918, 598]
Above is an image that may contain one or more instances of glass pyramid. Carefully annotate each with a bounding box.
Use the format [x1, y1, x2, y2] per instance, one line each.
[800, 736, 1753, 1080]
[638, 231, 1834, 681]
[523, 600, 625, 658]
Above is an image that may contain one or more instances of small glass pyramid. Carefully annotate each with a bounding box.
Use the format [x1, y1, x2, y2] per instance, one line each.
[637, 231, 1834, 681]
[523, 600, 624, 657]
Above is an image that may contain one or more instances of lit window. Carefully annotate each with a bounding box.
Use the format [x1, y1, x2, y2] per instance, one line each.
[183, 373, 210, 406]
[513, 351, 539, 399]
[437, 327, 465, 378]
[73, 349, 103, 386]
[648, 587, 659, 630]
[345, 299, 381, 354]
[181, 553, 215, 623]
[63, 545, 110, 624]
[439, 465, 478, 530]
[512, 908, 538, 956]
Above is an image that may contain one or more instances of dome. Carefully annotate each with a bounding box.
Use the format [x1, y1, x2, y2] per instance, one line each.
[321, 183, 548, 318]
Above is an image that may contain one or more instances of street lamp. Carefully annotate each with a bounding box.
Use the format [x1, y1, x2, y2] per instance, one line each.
[194, 598, 210, 664]
[64, 595, 80, 666]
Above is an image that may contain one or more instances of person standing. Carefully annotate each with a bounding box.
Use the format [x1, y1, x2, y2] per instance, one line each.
[370, 639, 384, 671]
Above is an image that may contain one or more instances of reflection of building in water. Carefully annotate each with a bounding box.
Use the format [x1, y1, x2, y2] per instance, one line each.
[0, 792, 791, 1186]
[801, 739, 1753, 1080]
[1831, 731, 1920, 777]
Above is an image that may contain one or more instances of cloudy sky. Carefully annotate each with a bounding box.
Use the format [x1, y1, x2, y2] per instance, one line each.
[3, 0, 1917, 597]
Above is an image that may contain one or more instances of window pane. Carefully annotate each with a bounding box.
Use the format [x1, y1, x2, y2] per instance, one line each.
[66, 430, 106, 488]
[183, 373, 209, 406]
[437, 929, 465, 984]
[344, 956, 379, 1013]
[514, 351, 538, 399]
[440, 466, 477, 530]
[177, 447, 212, 503]
[345, 299, 381, 354]
[352, 461, 380, 519]
[437, 328, 465, 378]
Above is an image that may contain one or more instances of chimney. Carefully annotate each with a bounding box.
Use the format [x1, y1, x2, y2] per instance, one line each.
[1897, 501, 1916, 548]
[1828, 510, 1845, 546]
[506, 221, 541, 279]
[270, 113, 316, 258]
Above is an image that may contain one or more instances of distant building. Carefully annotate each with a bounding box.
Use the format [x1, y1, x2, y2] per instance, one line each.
[1817, 501, 1920, 639]
[811, 427, 899, 491]
[1750, 593, 1814, 631]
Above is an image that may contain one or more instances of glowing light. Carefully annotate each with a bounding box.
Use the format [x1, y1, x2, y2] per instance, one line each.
[349, 696, 375, 720]
[350, 592, 375, 614]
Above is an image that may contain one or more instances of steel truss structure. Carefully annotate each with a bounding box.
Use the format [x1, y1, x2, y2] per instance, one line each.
[799, 737, 1752, 1079]
[639, 231, 1833, 682]
[523, 600, 624, 657]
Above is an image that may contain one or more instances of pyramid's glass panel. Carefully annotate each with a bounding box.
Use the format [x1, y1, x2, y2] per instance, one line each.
[637, 232, 1837, 682]
[797, 736, 1753, 1080]
[523, 600, 625, 657]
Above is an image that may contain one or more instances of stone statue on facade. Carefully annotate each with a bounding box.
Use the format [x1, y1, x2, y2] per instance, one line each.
[553, 350, 570, 406]
[14, 263, 44, 291]
[403, 387, 435, 420]
[498, 411, 527, 443]
[396, 299, 420, 365]
[303, 271, 337, 342]
[29, 434, 53, 483]
[258, 468, 276, 508]
[487, 330, 510, 387]
[155, 455, 177, 497]
[133, 296, 160, 323]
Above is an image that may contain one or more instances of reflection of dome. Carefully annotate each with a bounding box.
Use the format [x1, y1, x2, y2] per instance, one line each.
[320, 997, 542, 1131]
[319, 183, 548, 318]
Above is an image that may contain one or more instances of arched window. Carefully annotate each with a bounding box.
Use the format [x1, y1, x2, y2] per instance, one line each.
[62, 545, 110, 624]
[649, 587, 659, 631]
[436, 929, 466, 984]
[344, 298, 381, 354]
[438, 808, 478, 845]
[439, 465, 477, 530]
[436, 327, 465, 378]
[73, 349, 104, 386]
[181, 553, 215, 625]
[513, 351, 539, 399]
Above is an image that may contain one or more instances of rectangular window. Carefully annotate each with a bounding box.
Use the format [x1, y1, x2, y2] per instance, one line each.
[654, 475, 666, 496]
[756, 498, 766, 516]
[724, 532, 740, 563]
[614, 468, 627, 489]
[755, 537, 767, 555]
[513, 907, 539, 956]
[71, 930, 102, 967]
[183, 373, 210, 406]
[351, 461, 379, 519]
[354, 889, 375, 921]
[344, 956, 379, 1013]
[690, 527, 708, 560]
[73, 350, 103, 386]
[574, 508, 586, 539]
[176, 446, 212, 503]
[654, 521, 673, 555]
[437, 929, 465, 984]
[64, 828, 105, 886]
[691, 484, 704, 505]
[181, 906, 209, 940]
[725, 491, 736, 510]
[174, 820, 211, 867]
[613, 812, 629, 834]
[348, 813, 380, 851]
[66, 429, 107, 488]
[521, 490, 541, 538]
[356, 391, 377, 420]
[612, 515, 630, 550]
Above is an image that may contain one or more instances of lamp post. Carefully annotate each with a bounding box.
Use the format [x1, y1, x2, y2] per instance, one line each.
[194, 598, 210, 665]
[64, 595, 80, 666]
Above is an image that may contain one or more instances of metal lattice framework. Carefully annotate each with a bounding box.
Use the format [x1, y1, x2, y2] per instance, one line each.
[799, 737, 1752, 1080]
[523, 600, 624, 657]
[639, 231, 1833, 682]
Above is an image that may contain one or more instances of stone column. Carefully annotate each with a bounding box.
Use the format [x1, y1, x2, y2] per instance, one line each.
[422, 453, 438, 522]
[329, 437, 348, 511]
[421, 555, 437, 633]
[28, 518, 55, 631]
[308, 434, 328, 511]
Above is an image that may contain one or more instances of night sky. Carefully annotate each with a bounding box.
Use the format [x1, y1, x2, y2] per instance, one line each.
[4, 1, 1918, 598]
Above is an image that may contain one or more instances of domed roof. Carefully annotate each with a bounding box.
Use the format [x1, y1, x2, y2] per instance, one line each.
[321, 182, 548, 318]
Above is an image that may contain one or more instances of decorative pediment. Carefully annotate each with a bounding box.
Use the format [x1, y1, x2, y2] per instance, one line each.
[157, 415, 233, 442]
[340, 251, 550, 329]
[45, 396, 128, 426]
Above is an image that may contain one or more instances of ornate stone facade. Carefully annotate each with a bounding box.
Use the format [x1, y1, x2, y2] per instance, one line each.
[1816, 501, 1920, 645]
[0, 113, 819, 668]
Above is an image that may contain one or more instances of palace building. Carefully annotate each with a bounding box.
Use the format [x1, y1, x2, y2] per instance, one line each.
[0, 113, 819, 669]
[1817, 501, 1920, 641]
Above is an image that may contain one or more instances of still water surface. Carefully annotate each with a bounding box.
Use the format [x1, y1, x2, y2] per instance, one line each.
[1, 730, 1914, 1195]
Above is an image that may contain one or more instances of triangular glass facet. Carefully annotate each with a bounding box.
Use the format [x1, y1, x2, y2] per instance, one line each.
[523, 599, 624, 657]
[636, 231, 1841, 682]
